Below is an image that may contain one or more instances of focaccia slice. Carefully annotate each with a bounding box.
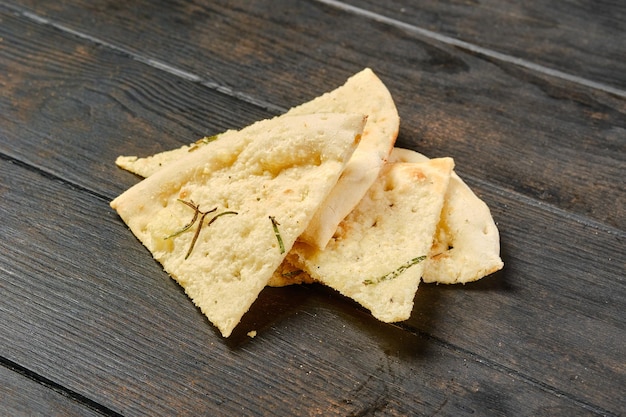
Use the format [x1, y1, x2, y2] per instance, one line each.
[111, 113, 366, 337]
[389, 148, 503, 283]
[116, 68, 399, 249]
[288, 158, 454, 322]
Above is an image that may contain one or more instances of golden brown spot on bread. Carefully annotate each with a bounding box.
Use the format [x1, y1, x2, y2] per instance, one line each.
[408, 167, 427, 182]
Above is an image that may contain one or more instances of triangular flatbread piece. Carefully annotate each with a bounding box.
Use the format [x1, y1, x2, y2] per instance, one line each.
[287, 68, 399, 249]
[111, 113, 366, 337]
[388, 148, 503, 283]
[287, 157, 454, 322]
[268, 148, 503, 288]
[116, 68, 399, 249]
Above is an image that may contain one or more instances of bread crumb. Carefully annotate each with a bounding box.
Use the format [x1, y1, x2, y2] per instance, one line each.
[247, 330, 257, 338]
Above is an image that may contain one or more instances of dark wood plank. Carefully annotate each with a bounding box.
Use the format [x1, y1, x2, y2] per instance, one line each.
[2, 0, 625, 230]
[409, 189, 626, 413]
[0, 364, 109, 417]
[0, 157, 616, 415]
[1, 157, 619, 416]
[1, 1, 624, 416]
[0, 3, 275, 198]
[344, 0, 626, 92]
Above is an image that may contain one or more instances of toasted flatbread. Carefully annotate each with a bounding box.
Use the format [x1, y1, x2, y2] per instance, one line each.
[287, 158, 454, 322]
[267, 260, 315, 287]
[115, 135, 225, 178]
[288, 69, 399, 248]
[111, 113, 366, 337]
[269, 148, 504, 289]
[116, 68, 399, 249]
[389, 148, 503, 283]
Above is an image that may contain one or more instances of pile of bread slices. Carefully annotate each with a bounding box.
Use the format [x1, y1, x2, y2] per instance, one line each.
[111, 68, 503, 338]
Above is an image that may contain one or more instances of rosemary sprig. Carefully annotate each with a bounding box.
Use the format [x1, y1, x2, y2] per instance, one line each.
[269, 216, 285, 254]
[164, 199, 205, 239]
[363, 256, 427, 286]
[185, 210, 238, 259]
[165, 199, 237, 260]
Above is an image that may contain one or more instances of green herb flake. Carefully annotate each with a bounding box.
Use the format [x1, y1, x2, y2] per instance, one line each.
[165, 199, 237, 259]
[164, 199, 203, 239]
[363, 256, 427, 286]
[269, 216, 285, 254]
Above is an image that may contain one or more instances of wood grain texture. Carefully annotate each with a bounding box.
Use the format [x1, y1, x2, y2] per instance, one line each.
[0, 364, 110, 417]
[408, 190, 626, 413]
[1, 158, 621, 416]
[3, 0, 625, 230]
[0, 5, 274, 198]
[345, 0, 626, 92]
[1, 0, 625, 416]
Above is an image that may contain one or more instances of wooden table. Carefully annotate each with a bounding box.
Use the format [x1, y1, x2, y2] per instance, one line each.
[1, 1, 624, 415]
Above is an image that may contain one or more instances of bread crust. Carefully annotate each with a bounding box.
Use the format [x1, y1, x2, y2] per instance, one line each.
[288, 158, 454, 322]
[111, 113, 366, 337]
[116, 68, 399, 249]
[389, 148, 504, 283]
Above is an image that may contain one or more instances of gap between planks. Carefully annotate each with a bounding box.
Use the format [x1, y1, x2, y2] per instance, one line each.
[1, 2, 285, 115]
[0, 356, 124, 417]
[1, 120, 623, 240]
[0, 153, 112, 205]
[0, 152, 621, 416]
[315, 0, 626, 99]
[1, 5, 623, 413]
[7, 0, 626, 106]
[395, 322, 620, 417]
[3, 1, 625, 237]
